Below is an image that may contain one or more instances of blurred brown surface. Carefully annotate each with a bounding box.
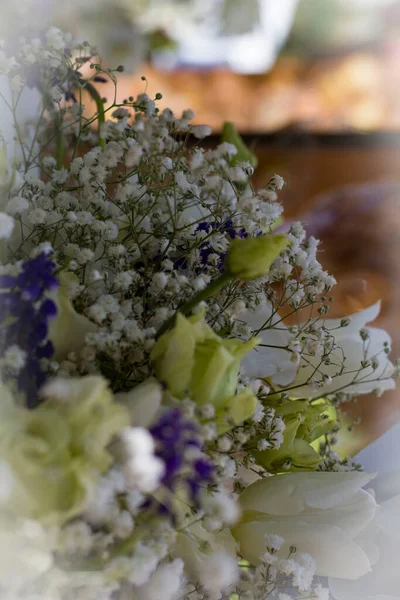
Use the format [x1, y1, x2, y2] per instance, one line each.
[302, 181, 400, 454]
[251, 137, 400, 454]
[114, 49, 400, 133]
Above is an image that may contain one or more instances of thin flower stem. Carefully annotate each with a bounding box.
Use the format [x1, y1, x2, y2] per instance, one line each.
[84, 81, 105, 150]
[156, 271, 233, 337]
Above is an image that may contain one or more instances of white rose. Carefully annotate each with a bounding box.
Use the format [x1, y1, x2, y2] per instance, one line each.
[329, 470, 400, 599]
[240, 301, 395, 398]
[232, 471, 377, 579]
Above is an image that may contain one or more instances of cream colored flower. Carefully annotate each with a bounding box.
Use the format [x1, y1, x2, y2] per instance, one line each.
[0, 376, 129, 524]
[48, 272, 97, 361]
[232, 471, 377, 579]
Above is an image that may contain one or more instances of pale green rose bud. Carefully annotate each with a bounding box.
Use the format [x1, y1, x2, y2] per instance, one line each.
[0, 376, 129, 524]
[216, 388, 258, 435]
[151, 312, 201, 399]
[151, 312, 260, 429]
[225, 234, 288, 281]
[250, 398, 336, 473]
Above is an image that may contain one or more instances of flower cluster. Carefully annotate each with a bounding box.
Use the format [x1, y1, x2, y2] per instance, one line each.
[150, 408, 214, 509]
[0, 252, 59, 407]
[0, 28, 398, 600]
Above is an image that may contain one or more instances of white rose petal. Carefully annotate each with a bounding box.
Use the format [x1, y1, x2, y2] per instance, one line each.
[330, 470, 400, 599]
[233, 472, 377, 579]
[240, 301, 395, 398]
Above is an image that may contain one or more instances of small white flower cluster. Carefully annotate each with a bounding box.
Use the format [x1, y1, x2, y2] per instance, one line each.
[230, 535, 329, 600]
[121, 427, 165, 493]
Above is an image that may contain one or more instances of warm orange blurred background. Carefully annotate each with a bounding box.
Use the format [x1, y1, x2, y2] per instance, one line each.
[115, 50, 400, 133]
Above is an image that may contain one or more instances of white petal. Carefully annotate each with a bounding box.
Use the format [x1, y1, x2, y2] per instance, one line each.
[239, 472, 376, 515]
[238, 474, 304, 516]
[329, 532, 400, 599]
[49, 275, 97, 361]
[116, 379, 162, 427]
[242, 345, 296, 382]
[356, 426, 400, 475]
[298, 472, 377, 510]
[377, 494, 400, 537]
[238, 304, 295, 382]
[372, 471, 400, 504]
[234, 520, 372, 578]
[288, 333, 394, 398]
[323, 302, 382, 338]
[292, 489, 376, 538]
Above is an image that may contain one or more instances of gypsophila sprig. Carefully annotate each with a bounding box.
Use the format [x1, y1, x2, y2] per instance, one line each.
[0, 27, 397, 600]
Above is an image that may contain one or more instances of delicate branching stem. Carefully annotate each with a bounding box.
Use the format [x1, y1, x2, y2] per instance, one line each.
[156, 271, 233, 337]
[85, 81, 105, 149]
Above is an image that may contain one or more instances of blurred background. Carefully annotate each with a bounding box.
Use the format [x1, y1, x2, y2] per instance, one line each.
[2, 0, 400, 453]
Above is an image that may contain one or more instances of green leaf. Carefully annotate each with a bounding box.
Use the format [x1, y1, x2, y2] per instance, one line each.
[222, 121, 258, 168]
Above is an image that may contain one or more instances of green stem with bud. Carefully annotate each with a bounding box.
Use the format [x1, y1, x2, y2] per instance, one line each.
[85, 81, 105, 150]
[156, 271, 233, 338]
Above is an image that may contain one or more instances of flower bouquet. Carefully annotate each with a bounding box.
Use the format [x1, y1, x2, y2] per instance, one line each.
[0, 29, 398, 600]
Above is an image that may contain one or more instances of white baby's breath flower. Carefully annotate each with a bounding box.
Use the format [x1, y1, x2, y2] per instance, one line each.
[174, 171, 191, 192]
[198, 551, 238, 595]
[5, 196, 29, 215]
[3, 345, 27, 371]
[135, 559, 184, 600]
[121, 427, 165, 493]
[0, 516, 54, 593]
[191, 125, 212, 139]
[264, 533, 284, 551]
[0, 51, 17, 74]
[0, 212, 14, 239]
[28, 208, 47, 225]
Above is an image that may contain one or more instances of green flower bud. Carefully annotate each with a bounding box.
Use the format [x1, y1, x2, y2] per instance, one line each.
[225, 234, 288, 281]
[222, 121, 258, 168]
[216, 388, 258, 435]
[151, 312, 259, 430]
[251, 398, 336, 473]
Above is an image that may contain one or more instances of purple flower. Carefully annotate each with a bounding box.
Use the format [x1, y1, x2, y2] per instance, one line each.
[0, 253, 59, 408]
[149, 408, 215, 514]
[173, 220, 249, 273]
